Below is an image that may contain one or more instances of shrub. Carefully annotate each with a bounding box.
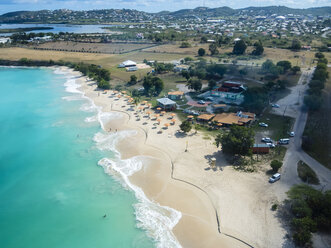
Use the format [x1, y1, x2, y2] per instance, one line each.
[270, 160, 282, 172]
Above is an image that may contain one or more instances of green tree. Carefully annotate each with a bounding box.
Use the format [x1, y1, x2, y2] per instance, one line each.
[252, 41, 264, 56]
[219, 126, 254, 156]
[232, 40, 247, 55]
[180, 120, 192, 133]
[243, 87, 268, 114]
[198, 48, 206, 56]
[180, 42, 191, 48]
[270, 160, 283, 172]
[304, 95, 323, 111]
[209, 43, 219, 56]
[200, 36, 208, 43]
[181, 70, 190, 81]
[315, 52, 324, 59]
[291, 39, 301, 50]
[276, 60, 292, 72]
[186, 78, 202, 92]
[206, 64, 227, 79]
[208, 79, 217, 89]
[291, 66, 301, 75]
[143, 76, 164, 96]
[128, 74, 137, 85]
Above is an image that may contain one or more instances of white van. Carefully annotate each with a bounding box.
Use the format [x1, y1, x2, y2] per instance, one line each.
[269, 173, 281, 183]
[279, 138, 290, 145]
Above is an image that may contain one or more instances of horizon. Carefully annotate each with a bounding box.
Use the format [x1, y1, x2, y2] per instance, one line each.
[0, 1, 330, 15]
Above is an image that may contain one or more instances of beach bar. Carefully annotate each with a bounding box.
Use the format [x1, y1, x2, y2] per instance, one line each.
[156, 98, 177, 111]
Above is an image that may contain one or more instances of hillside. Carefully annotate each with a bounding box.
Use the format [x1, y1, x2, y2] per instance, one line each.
[0, 6, 330, 24]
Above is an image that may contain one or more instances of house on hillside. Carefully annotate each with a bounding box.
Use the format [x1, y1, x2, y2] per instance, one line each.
[174, 64, 189, 72]
[167, 91, 184, 100]
[201, 81, 246, 105]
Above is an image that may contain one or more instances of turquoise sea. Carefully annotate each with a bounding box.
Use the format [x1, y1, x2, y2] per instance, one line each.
[0, 67, 163, 248]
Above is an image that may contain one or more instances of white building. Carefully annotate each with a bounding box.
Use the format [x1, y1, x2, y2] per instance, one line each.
[118, 60, 137, 68]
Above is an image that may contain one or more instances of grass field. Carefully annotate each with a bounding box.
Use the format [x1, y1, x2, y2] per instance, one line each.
[142, 42, 211, 56]
[253, 112, 294, 141]
[303, 67, 331, 169]
[0, 47, 185, 81]
[35, 41, 156, 54]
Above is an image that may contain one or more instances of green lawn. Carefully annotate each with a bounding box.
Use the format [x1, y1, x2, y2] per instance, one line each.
[253, 113, 294, 141]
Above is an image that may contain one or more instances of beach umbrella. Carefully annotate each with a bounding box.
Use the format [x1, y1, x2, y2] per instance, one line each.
[171, 119, 176, 124]
[138, 106, 144, 110]
[157, 107, 162, 111]
[117, 95, 121, 98]
[187, 115, 194, 119]
[217, 123, 223, 127]
[170, 113, 176, 118]
[164, 123, 170, 129]
[146, 111, 152, 115]
[156, 118, 161, 124]
[154, 114, 160, 117]
[161, 111, 166, 115]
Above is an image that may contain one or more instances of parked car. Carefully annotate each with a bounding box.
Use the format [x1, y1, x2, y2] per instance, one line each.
[289, 131, 295, 137]
[259, 122, 268, 127]
[269, 173, 281, 183]
[261, 137, 272, 143]
[271, 104, 280, 108]
[197, 100, 205, 105]
[266, 142, 276, 148]
[278, 138, 290, 145]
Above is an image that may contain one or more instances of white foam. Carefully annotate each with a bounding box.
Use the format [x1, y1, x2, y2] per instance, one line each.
[98, 157, 182, 248]
[56, 67, 182, 248]
[85, 115, 98, 123]
[93, 130, 136, 153]
[62, 95, 82, 101]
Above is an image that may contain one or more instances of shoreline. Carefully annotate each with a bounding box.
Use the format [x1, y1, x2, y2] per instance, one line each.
[53, 65, 288, 248]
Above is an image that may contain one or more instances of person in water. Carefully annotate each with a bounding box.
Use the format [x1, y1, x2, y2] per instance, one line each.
[103, 214, 107, 218]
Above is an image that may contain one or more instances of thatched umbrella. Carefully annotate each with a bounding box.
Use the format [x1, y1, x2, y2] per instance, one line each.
[146, 111, 152, 116]
[157, 107, 162, 111]
[187, 115, 194, 119]
[142, 100, 148, 105]
[156, 118, 161, 124]
[160, 111, 166, 116]
[170, 113, 176, 118]
[164, 123, 170, 129]
[171, 119, 176, 125]
[138, 106, 144, 111]
[121, 90, 127, 94]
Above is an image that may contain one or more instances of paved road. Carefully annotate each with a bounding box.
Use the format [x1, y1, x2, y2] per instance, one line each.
[274, 68, 331, 199]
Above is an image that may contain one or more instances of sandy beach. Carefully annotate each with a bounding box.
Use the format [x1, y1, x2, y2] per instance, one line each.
[62, 66, 290, 248]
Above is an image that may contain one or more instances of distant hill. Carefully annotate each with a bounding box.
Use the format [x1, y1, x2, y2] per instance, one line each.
[0, 6, 330, 24]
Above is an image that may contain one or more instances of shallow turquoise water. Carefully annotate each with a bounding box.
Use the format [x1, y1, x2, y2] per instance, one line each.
[0, 67, 155, 248]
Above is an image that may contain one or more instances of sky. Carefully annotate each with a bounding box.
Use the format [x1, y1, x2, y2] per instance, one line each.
[0, 0, 330, 14]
